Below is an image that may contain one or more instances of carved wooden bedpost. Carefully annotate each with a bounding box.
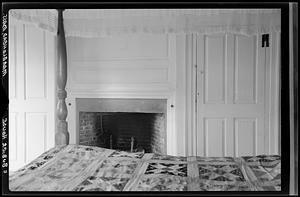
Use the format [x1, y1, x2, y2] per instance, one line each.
[55, 9, 69, 145]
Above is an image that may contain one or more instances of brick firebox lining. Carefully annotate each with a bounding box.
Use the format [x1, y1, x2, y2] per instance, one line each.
[79, 112, 166, 154]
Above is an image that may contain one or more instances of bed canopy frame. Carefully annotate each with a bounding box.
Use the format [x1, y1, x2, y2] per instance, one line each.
[9, 8, 281, 145]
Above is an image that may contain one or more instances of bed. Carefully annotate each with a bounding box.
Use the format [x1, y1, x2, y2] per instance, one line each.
[9, 145, 281, 191]
[8, 9, 282, 192]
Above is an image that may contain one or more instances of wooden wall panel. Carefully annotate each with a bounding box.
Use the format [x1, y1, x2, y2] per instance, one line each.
[66, 34, 173, 93]
[25, 26, 46, 99]
[67, 34, 168, 61]
[9, 113, 18, 161]
[9, 25, 17, 100]
[74, 68, 168, 84]
[66, 34, 177, 156]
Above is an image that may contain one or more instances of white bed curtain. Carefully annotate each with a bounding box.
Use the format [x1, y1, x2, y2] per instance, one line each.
[9, 9, 281, 37]
[9, 9, 58, 34]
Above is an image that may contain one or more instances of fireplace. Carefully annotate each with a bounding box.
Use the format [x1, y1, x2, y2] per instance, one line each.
[77, 98, 167, 154]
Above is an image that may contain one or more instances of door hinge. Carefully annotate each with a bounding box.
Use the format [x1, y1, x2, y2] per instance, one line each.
[262, 34, 269, 48]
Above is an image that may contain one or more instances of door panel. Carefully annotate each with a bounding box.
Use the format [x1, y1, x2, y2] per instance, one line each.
[204, 35, 226, 104]
[234, 118, 257, 156]
[204, 118, 226, 156]
[234, 35, 257, 104]
[196, 33, 267, 157]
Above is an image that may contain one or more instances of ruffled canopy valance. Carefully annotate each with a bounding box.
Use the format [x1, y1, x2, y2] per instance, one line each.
[9, 9, 281, 37]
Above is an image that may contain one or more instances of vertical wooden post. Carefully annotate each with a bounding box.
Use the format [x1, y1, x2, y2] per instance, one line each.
[55, 9, 69, 145]
[130, 137, 134, 152]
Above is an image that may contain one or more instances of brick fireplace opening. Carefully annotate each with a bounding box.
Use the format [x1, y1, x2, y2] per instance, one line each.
[76, 98, 167, 154]
[79, 112, 166, 153]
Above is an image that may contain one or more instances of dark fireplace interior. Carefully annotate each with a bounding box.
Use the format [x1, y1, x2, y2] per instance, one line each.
[79, 112, 166, 154]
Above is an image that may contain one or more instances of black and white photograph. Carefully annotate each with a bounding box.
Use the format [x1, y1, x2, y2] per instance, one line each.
[1, 2, 298, 195]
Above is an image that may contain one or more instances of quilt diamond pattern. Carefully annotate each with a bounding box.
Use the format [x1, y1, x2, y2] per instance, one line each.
[198, 163, 246, 182]
[145, 163, 187, 177]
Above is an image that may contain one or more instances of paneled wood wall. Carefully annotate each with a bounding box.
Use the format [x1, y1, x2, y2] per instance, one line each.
[65, 34, 178, 155]
[9, 19, 56, 171]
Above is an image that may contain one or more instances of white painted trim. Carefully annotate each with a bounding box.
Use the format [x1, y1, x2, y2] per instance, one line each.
[185, 34, 197, 156]
[196, 34, 205, 156]
[167, 97, 176, 155]
[268, 31, 281, 155]
[264, 31, 281, 156]
[264, 33, 271, 155]
[167, 34, 177, 156]
[192, 34, 198, 156]
[274, 32, 281, 155]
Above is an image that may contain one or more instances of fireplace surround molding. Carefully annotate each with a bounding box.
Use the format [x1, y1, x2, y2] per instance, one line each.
[76, 98, 167, 114]
[69, 97, 176, 155]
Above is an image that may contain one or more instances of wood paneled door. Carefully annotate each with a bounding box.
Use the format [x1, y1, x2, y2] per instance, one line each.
[8, 19, 56, 171]
[195, 33, 280, 157]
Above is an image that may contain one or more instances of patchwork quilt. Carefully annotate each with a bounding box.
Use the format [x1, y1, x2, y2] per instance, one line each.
[9, 145, 281, 191]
